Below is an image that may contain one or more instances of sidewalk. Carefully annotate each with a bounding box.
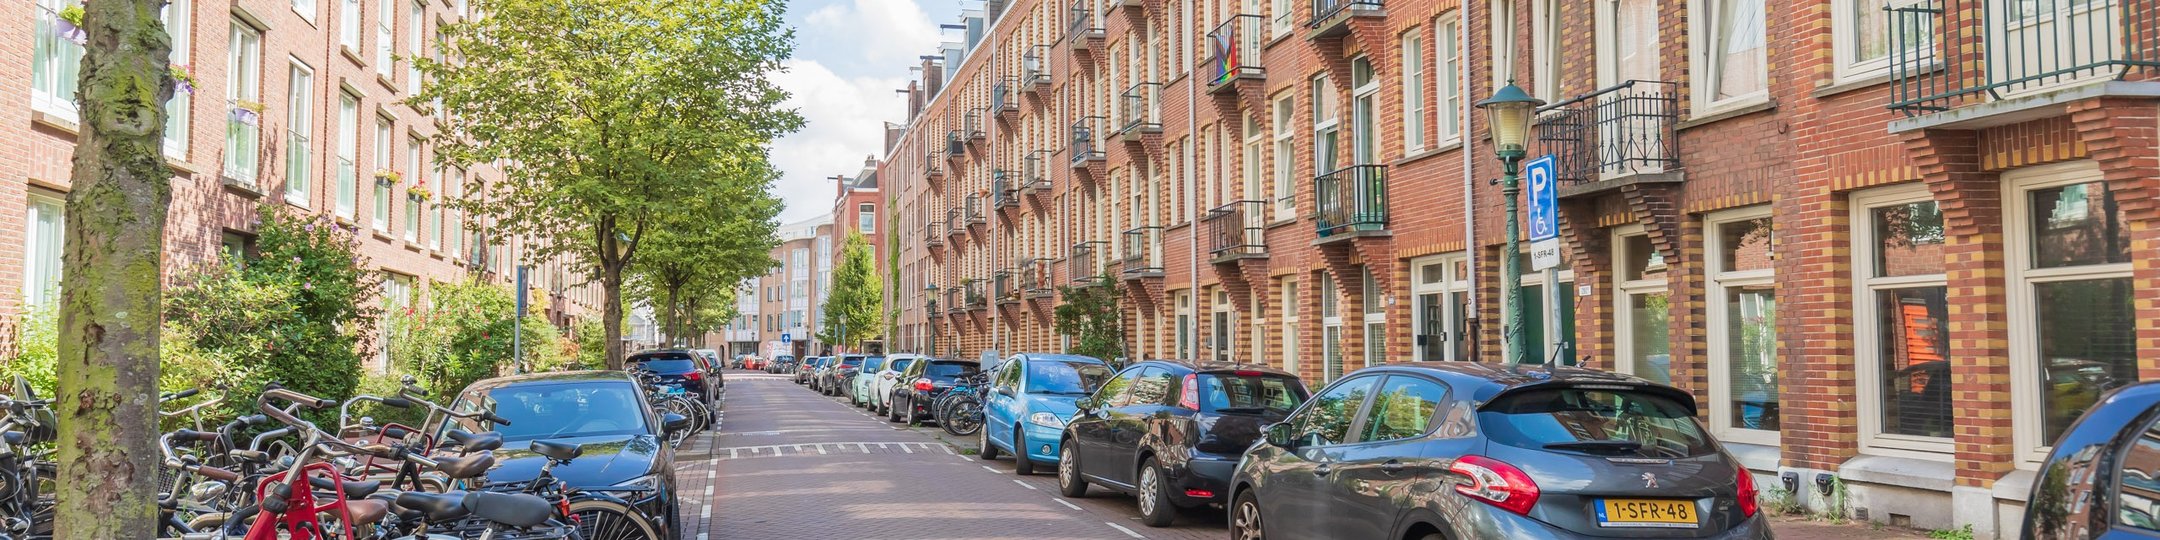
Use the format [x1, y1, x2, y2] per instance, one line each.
[1771, 516, 1936, 540]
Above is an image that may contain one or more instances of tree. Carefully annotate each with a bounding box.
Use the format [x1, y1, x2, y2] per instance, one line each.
[819, 232, 883, 350]
[54, 0, 173, 535]
[629, 183, 780, 346]
[1053, 278, 1125, 365]
[418, 0, 801, 369]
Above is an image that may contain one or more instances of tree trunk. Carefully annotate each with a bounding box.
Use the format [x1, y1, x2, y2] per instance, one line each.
[55, 1, 172, 537]
[663, 283, 679, 345]
[602, 263, 625, 370]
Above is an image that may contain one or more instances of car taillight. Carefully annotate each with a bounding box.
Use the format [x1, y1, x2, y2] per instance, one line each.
[684, 371, 703, 381]
[1449, 455, 1539, 515]
[1736, 468, 1759, 518]
[914, 378, 933, 392]
[1178, 374, 1199, 410]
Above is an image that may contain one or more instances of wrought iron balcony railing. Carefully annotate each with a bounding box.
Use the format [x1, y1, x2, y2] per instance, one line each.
[1207, 15, 1266, 88]
[1313, 164, 1389, 237]
[946, 131, 964, 157]
[945, 208, 964, 237]
[1889, 0, 2160, 114]
[1021, 258, 1054, 294]
[963, 279, 987, 309]
[1070, 240, 1108, 283]
[1025, 46, 1052, 86]
[994, 270, 1019, 304]
[1533, 80, 1680, 186]
[1068, 0, 1104, 42]
[993, 172, 1018, 208]
[1120, 226, 1164, 275]
[1308, 0, 1381, 30]
[965, 109, 986, 139]
[1205, 200, 1268, 257]
[993, 78, 1018, 112]
[944, 288, 964, 314]
[1118, 83, 1163, 135]
[925, 150, 945, 177]
[1071, 116, 1107, 166]
[925, 222, 944, 246]
[965, 194, 986, 223]
[1022, 151, 1052, 192]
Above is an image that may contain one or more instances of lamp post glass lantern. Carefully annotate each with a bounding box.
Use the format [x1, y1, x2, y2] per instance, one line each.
[1475, 81, 1545, 364]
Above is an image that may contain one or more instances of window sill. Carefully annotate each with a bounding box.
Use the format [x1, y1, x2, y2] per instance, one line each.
[1840, 453, 1954, 493]
[372, 230, 395, 242]
[166, 157, 202, 177]
[222, 178, 265, 198]
[1267, 217, 1300, 230]
[31, 110, 80, 136]
[376, 74, 397, 93]
[1678, 99, 1776, 131]
[1391, 140, 1462, 167]
[340, 46, 368, 69]
[404, 241, 424, 252]
[1723, 440, 1781, 473]
[1810, 71, 1894, 100]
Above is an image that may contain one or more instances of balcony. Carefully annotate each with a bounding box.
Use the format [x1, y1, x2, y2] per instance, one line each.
[1021, 258, 1055, 297]
[1021, 151, 1052, 193]
[1206, 15, 1266, 93]
[925, 150, 946, 180]
[963, 279, 987, 310]
[1205, 200, 1268, 260]
[965, 109, 986, 140]
[1533, 80, 1682, 197]
[993, 78, 1019, 113]
[1117, 83, 1163, 137]
[992, 172, 1019, 208]
[1313, 164, 1389, 237]
[944, 288, 964, 315]
[1070, 116, 1108, 167]
[946, 131, 965, 159]
[1120, 226, 1164, 276]
[1888, 0, 2160, 120]
[1024, 46, 1052, 88]
[1067, 0, 1105, 49]
[945, 208, 965, 239]
[925, 222, 944, 248]
[994, 270, 1021, 305]
[965, 194, 986, 224]
[1070, 240, 1109, 284]
[1307, 0, 1382, 37]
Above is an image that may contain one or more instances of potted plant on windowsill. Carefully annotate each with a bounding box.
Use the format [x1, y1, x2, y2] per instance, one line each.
[230, 100, 265, 126]
[406, 184, 432, 202]
[373, 169, 401, 187]
[55, 5, 86, 45]
[170, 64, 197, 95]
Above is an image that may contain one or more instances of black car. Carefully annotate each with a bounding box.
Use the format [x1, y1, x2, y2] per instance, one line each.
[821, 355, 866, 397]
[1228, 362, 1770, 540]
[627, 350, 715, 408]
[2024, 379, 2160, 539]
[887, 357, 981, 423]
[438, 371, 692, 539]
[1057, 360, 1308, 526]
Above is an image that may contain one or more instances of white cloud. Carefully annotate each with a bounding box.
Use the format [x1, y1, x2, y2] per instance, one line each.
[768, 0, 941, 222]
[802, 0, 942, 71]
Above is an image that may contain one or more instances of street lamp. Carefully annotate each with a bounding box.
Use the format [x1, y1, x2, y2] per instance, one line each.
[924, 283, 940, 357]
[1475, 81, 1545, 364]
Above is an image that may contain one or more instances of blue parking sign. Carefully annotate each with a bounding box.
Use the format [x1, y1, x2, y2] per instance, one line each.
[1525, 155, 1558, 242]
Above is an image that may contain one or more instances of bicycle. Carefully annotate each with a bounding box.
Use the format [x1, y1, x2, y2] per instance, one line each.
[935, 373, 990, 437]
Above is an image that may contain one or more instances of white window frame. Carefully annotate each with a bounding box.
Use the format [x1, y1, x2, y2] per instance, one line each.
[1611, 224, 1671, 382]
[1832, 0, 1930, 83]
[1312, 75, 1340, 174]
[1687, 0, 1770, 114]
[1280, 278, 1300, 375]
[32, 0, 86, 120]
[286, 60, 316, 207]
[1350, 57, 1380, 165]
[1175, 290, 1194, 359]
[375, 0, 394, 75]
[224, 22, 264, 186]
[1320, 272, 1344, 383]
[2005, 160, 2130, 466]
[22, 192, 67, 308]
[372, 116, 393, 231]
[1411, 253, 1471, 362]
[404, 137, 421, 241]
[1706, 205, 1778, 446]
[1361, 267, 1385, 369]
[1531, 0, 1561, 101]
[1270, 0, 1292, 37]
[407, 1, 423, 95]
[858, 203, 876, 234]
[163, 0, 193, 157]
[1242, 112, 1265, 204]
[1271, 93, 1296, 220]
[1401, 28, 1426, 152]
[335, 91, 360, 218]
[1849, 183, 1953, 458]
[294, 0, 317, 25]
[340, 0, 361, 51]
[1435, 15, 1462, 143]
[1489, 0, 1515, 87]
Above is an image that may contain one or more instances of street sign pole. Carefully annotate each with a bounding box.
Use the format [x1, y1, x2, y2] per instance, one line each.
[513, 265, 527, 373]
[1524, 155, 1563, 365]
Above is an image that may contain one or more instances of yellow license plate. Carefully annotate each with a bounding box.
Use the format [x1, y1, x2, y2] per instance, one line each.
[1596, 498, 1698, 528]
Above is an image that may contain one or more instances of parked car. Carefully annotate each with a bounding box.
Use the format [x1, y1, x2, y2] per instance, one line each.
[436, 371, 691, 539]
[869, 354, 923, 416]
[2024, 379, 2160, 539]
[887, 357, 981, 423]
[744, 356, 765, 371]
[689, 348, 725, 389]
[626, 349, 716, 408]
[767, 355, 797, 374]
[1227, 362, 1768, 540]
[821, 355, 866, 397]
[978, 353, 1115, 475]
[849, 356, 890, 407]
[795, 357, 827, 385]
[1058, 360, 1308, 526]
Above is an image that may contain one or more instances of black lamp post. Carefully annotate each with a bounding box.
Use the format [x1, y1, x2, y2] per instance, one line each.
[1475, 81, 1545, 364]
[924, 283, 940, 357]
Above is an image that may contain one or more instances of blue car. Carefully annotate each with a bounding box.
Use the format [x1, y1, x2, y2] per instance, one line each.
[977, 353, 1116, 475]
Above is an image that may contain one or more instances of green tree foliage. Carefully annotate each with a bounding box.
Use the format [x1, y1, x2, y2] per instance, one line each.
[571, 318, 609, 370]
[387, 279, 562, 399]
[629, 185, 779, 346]
[819, 232, 883, 349]
[1053, 278, 1125, 364]
[417, 0, 802, 368]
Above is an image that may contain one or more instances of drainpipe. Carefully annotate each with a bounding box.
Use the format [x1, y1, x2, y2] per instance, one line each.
[1184, 0, 1199, 365]
[1459, 7, 1478, 361]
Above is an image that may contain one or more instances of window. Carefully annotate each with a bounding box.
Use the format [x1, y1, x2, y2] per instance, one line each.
[428, 164, 443, 248]
[407, 2, 424, 95]
[1280, 279, 1300, 376]
[1707, 207, 1776, 443]
[335, 93, 359, 218]
[224, 22, 264, 185]
[1290, 375, 1377, 447]
[1312, 75, 1339, 175]
[1361, 267, 1385, 368]
[1412, 254, 1472, 362]
[1597, 0, 1661, 86]
[1320, 272, 1344, 382]
[1398, 30, 1427, 153]
[32, 0, 85, 118]
[445, 169, 462, 256]
[375, 0, 394, 75]
[295, 0, 316, 23]
[1531, 0, 1560, 100]
[1852, 185, 1949, 455]
[404, 137, 421, 240]
[1435, 15, 1461, 142]
[1614, 227, 1671, 384]
[340, 0, 361, 50]
[1271, 0, 1292, 36]
[22, 193, 66, 308]
[1834, 0, 1927, 81]
[1691, 0, 1767, 110]
[163, 0, 193, 157]
[1489, 0, 1515, 87]
[2007, 161, 2134, 462]
[1271, 94, 1296, 219]
[372, 117, 393, 230]
[1360, 375, 1446, 442]
[1175, 291, 1193, 359]
[286, 62, 316, 206]
[1350, 57, 1379, 165]
[858, 203, 876, 234]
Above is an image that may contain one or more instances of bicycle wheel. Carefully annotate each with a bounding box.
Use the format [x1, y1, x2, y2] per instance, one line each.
[567, 499, 660, 540]
[942, 398, 983, 437]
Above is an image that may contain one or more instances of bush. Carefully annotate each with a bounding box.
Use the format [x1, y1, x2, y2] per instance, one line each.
[0, 302, 58, 396]
[572, 318, 607, 371]
[389, 279, 567, 399]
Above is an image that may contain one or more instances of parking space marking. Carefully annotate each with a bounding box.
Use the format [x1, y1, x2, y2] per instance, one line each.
[1013, 479, 1036, 490]
[982, 465, 1001, 474]
[1052, 498, 1082, 511]
[1105, 522, 1146, 538]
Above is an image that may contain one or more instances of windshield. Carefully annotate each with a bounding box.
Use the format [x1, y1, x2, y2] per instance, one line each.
[481, 383, 649, 441]
[1027, 361, 1115, 395]
[887, 358, 915, 373]
[926, 362, 978, 379]
[1478, 388, 1712, 459]
[629, 359, 697, 374]
[1200, 374, 1307, 414]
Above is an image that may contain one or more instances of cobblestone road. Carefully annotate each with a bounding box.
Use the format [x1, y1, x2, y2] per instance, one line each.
[674, 370, 1228, 540]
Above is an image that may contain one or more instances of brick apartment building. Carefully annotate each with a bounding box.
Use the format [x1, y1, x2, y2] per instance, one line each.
[15, 0, 603, 367]
[832, 156, 890, 352]
[872, 0, 2160, 535]
[728, 215, 831, 359]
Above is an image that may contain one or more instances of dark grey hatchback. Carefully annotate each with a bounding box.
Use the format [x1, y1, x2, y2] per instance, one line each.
[1227, 363, 1771, 540]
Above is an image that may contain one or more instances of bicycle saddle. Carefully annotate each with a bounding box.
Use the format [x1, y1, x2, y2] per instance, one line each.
[446, 429, 503, 452]
[393, 491, 471, 523]
[307, 476, 381, 499]
[343, 498, 390, 527]
[462, 490, 554, 528]
[530, 439, 583, 463]
[432, 451, 496, 479]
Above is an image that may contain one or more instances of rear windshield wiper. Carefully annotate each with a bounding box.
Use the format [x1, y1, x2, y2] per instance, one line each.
[1543, 440, 1644, 453]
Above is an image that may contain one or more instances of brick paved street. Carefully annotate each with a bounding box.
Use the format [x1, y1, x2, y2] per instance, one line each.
[675, 370, 1226, 540]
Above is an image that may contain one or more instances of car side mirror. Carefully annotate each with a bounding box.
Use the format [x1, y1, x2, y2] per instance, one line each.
[662, 413, 690, 434]
[1264, 422, 1296, 449]
[996, 386, 1015, 397]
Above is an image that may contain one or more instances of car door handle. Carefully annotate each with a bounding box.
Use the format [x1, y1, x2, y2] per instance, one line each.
[1313, 464, 1333, 476]
[1380, 460, 1405, 474]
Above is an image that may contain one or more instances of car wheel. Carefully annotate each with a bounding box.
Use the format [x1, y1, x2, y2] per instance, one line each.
[1057, 443, 1088, 497]
[887, 397, 905, 423]
[1137, 457, 1178, 527]
[1231, 491, 1264, 540]
[1013, 429, 1037, 475]
[978, 428, 1000, 460]
[665, 498, 683, 539]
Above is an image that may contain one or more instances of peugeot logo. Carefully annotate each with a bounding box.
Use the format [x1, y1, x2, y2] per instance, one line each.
[1641, 472, 1660, 489]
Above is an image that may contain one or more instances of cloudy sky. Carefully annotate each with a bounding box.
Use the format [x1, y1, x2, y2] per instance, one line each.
[768, 0, 963, 222]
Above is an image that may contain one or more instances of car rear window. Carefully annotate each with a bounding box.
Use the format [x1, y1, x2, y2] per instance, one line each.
[839, 357, 863, 367]
[1027, 361, 1115, 395]
[1478, 387, 1713, 459]
[862, 357, 886, 372]
[888, 359, 914, 372]
[1200, 373, 1307, 414]
[926, 362, 978, 378]
[630, 359, 697, 373]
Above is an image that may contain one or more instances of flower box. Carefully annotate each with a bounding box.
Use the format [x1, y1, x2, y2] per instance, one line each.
[55, 5, 86, 46]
